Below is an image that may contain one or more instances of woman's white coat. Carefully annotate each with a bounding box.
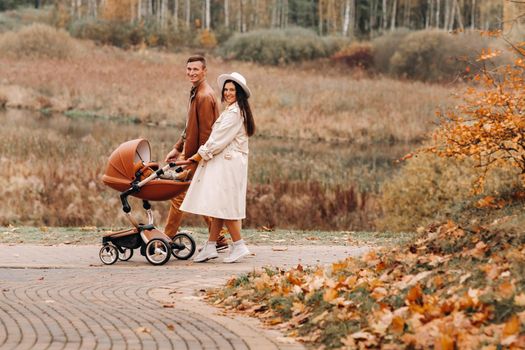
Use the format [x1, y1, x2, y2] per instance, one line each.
[180, 102, 249, 219]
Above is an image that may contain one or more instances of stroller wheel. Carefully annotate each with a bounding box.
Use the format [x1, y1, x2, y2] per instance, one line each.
[171, 232, 196, 260]
[99, 244, 119, 265]
[118, 247, 134, 261]
[145, 239, 171, 265]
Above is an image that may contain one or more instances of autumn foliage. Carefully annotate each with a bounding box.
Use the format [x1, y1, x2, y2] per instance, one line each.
[207, 222, 525, 349]
[428, 44, 525, 193]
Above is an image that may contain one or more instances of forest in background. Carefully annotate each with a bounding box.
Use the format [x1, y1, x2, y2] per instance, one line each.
[2, 0, 523, 39]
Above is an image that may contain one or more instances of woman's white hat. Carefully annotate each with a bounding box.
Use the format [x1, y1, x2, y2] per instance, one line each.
[217, 72, 251, 98]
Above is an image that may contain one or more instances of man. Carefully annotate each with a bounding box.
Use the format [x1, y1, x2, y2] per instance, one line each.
[164, 55, 228, 250]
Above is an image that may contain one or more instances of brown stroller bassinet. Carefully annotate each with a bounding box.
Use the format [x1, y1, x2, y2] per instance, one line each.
[99, 138, 196, 265]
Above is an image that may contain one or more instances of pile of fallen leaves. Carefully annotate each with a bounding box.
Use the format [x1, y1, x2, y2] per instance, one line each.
[206, 221, 525, 349]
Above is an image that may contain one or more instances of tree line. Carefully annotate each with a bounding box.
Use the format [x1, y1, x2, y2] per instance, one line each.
[12, 0, 525, 38]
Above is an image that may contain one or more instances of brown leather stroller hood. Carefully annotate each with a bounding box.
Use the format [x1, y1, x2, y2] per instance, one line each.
[102, 138, 189, 201]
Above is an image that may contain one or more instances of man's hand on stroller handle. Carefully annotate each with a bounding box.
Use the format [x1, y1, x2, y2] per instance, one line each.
[164, 148, 181, 162]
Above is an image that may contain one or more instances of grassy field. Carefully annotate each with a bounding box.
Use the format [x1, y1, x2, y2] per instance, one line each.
[0, 39, 456, 144]
[0, 29, 459, 231]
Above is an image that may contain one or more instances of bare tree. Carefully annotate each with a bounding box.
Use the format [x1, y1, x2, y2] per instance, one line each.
[382, 0, 387, 30]
[173, 0, 178, 28]
[224, 0, 229, 27]
[436, 0, 440, 28]
[390, 0, 397, 31]
[454, 0, 463, 30]
[185, 0, 190, 28]
[342, 0, 355, 36]
[403, 0, 411, 28]
[205, 0, 211, 29]
[470, 0, 476, 29]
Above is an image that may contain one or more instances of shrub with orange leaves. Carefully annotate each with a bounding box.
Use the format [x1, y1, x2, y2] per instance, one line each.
[428, 44, 525, 193]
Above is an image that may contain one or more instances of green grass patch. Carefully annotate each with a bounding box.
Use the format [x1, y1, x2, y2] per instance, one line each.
[0, 226, 415, 247]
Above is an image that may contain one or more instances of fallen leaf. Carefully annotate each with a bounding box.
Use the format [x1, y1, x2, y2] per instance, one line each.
[272, 246, 288, 251]
[166, 324, 175, 331]
[323, 288, 338, 302]
[162, 304, 175, 308]
[135, 327, 151, 334]
[275, 336, 296, 344]
[503, 315, 520, 337]
[514, 293, 525, 306]
[498, 281, 515, 299]
[390, 316, 405, 334]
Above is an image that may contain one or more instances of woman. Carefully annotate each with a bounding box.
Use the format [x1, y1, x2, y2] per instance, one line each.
[180, 72, 255, 263]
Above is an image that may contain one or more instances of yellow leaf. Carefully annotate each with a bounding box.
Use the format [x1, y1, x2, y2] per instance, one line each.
[390, 316, 405, 334]
[498, 281, 515, 299]
[406, 284, 423, 304]
[435, 334, 455, 350]
[514, 293, 525, 306]
[502, 315, 520, 337]
[323, 288, 338, 302]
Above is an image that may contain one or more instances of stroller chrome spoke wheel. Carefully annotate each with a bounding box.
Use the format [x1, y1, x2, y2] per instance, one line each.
[145, 239, 171, 265]
[118, 247, 133, 261]
[171, 232, 196, 260]
[99, 244, 119, 265]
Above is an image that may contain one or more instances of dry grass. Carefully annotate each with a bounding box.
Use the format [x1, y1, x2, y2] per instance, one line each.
[0, 41, 460, 229]
[0, 39, 456, 144]
[0, 23, 79, 59]
[0, 109, 385, 229]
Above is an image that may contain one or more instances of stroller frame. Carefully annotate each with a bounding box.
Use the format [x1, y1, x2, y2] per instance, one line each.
[100, 139, 197, 266]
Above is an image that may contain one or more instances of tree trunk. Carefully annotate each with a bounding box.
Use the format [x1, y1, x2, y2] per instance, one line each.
[470, 0, 475, 29]
[318, 0, 323, 34]
[238, 0, 243, 32]
[173, 0, 178, 28]
[224, 0, 229, 27]
[425, 0, 430, 28]
[282, 0, 288, 28]
[382, 0, 387, 31]
[342, 0, 355, 36]
[444, 0, 450, 29]
[454, 0, 463, 30]
[185, 0, 190, 27]
[434, 0, 441, 28]
[390, 0, 397, 31]
[369, 0, 375, 31]
[403, 0, 411, 28]
[205, 0, 210, 29]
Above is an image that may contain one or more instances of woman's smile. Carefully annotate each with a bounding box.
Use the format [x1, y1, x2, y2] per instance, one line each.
[223, 82, 237, 105]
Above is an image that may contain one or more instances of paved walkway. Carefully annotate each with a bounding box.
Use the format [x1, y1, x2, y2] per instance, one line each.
[0, 243, 368, 350]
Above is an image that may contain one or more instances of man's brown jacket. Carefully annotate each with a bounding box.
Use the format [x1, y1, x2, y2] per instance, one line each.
[174, 80, 220, 160]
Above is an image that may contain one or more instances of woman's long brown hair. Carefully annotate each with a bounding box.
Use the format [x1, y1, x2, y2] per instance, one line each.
[222, 80, 255, 137]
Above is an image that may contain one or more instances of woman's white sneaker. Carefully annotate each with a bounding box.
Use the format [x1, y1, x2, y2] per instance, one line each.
[223, 241, 249, 263]
[193, 242, 218, 262]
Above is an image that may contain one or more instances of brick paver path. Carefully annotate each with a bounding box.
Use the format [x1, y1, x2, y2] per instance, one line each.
[0, 244, 367, 349]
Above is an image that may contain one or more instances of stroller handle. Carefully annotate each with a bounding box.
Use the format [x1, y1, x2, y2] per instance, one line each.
[168, 160, 194, 167]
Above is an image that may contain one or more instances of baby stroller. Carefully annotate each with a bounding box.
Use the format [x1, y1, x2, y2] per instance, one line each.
[100, 138, 196, 266]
